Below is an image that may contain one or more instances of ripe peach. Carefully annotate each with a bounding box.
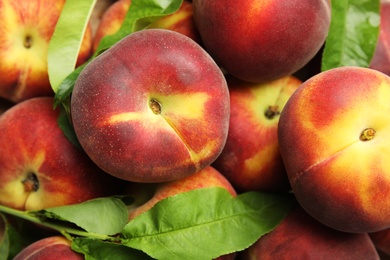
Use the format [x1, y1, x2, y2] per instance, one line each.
[14, 236, 83, 260]
[0, 97, 122, 210]
[0, 0, 93, 103]
[126, 166, 236, 220]
[370, 0, 390, 76]
[239, 205, 380, 259]
[192, 0, 331, 83]
[213, 75, 301, 192]
[278, 66, 390, 233]
[92, 0, 200, 52]
[71, 29, 230, 183]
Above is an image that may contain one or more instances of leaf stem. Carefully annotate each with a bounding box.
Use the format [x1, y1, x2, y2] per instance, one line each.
[0, 205, 120, 242]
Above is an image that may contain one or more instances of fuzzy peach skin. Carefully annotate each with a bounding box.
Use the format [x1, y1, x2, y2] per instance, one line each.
[0, 0, 92, 103]
[239, 205, 380, 260]
[126, 166, 236, 220]
[71, 29, 230, 183]
[13, 236, 83, 260]
[213, 75, 301, 193]
[192, 0, 331, 83]
[278, 66, 390, 233]
[370, 0, 390, 76]
[0, 97, 123, 211]
[92, 0, 200, 53]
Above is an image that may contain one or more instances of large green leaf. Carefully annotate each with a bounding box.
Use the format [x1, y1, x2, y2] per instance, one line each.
[48, 0, 96, 93]
[122, 188, 296, 260]
[35, 198, 128, 236]
[321, 0, 380, 71]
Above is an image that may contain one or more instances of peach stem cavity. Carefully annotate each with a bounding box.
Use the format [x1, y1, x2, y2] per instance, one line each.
[149, 98, 162, 115]
[359, 128, 376, 141]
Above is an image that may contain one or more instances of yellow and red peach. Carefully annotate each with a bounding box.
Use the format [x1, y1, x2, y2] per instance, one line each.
[92, 0, 200, 53]
[0, 0, 93, 103]
[71, 29, 230, 183]
[278, 66, 390, 233]
[213, 75, 301, 192]
[0, 97, 122, 211]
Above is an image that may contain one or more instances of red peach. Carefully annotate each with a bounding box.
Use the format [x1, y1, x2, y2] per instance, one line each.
[14, 236, 83, 260]
[192, 0, 331, 83]
[239, 205, 380, 260]
[0, 97, 123, 210]
[71, 29, 230, 183]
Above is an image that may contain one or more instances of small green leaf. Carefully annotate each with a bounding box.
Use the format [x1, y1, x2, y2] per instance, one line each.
[71, 237, 153, 260]
[0, 214, 9, 260]
[48, 0, 96, 93]
[37, 198, 128, 236]
[57, 104, 82, 150]
[122, 188, 296, 260]
[321, 0, 380, 71]
[0, 213, 43, 260]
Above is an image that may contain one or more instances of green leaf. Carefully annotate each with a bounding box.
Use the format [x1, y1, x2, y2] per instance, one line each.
[122, 188, 296, 260]
[36, 198, 128, 236]
[321, 0, 380, 71]
[0, 214, 9, 260]
[71, 237, 153, 260]
[54, 0, 183, 107]
[0, 213, 44, 260]
[48, 0, 96, 93]
[57, 104, 82, 150]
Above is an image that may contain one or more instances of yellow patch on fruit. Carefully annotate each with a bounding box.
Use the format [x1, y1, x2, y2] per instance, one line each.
[152, 92, 210, 119]
[244, 144, 276, 176]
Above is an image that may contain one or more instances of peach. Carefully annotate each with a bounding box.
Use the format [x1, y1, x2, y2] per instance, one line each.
[370, 0, 390, 76]
[126, 166, 236, 220]
[71, 29, 230, 183]
[239, 205, 380, 259]
[92, 0, 200, 53]
[0, 0, 93, 103]
[213, 75, 301, 192]
[192, 0, 331, 83]
[0, 97, 122, 211]
[278, 66, 390, 233]
[14, 236, 83, 260]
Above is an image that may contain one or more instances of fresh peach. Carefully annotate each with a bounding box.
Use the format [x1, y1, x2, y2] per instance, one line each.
[127, 166, 236, 220]
[239, 205, 380, 260]
[192, 0, 331, 83]
[370, 0, 390, 76]
[0, 0, 93, 103]
[92, 0, 200, 53]
[278, 66, 390, 233]
[213, 75, 301, 192]
[14, 236, 83, 260]
[71, 29, 230, 183]
[0, 97, 122, 211]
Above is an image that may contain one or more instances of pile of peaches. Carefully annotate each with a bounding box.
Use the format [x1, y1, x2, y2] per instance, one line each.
[1, 0, 390, 259]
